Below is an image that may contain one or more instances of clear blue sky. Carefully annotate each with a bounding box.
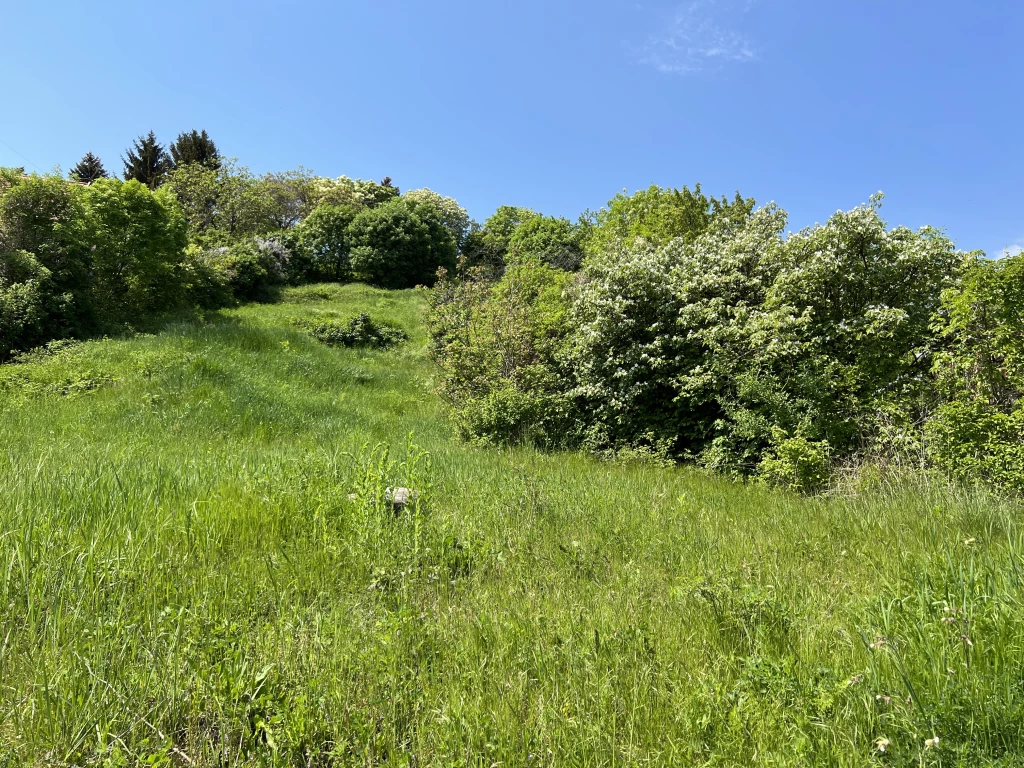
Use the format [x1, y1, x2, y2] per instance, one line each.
[2, 0, 1021, 256]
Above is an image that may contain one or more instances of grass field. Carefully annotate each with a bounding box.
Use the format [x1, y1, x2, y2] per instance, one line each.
[1, 284, 1023, 766]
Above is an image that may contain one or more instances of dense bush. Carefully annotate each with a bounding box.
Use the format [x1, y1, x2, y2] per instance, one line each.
[295, 312, 407, 349]
[205, 237, 290, 303]
[927, 252, 1024, 490]
[431, 257, 576, 445]
[507, 215, 585, 271]
[403, 188, 470, 250]
[0, 250, 62, 357]
[347, 199, 457, 288]
[85, 179, 188, 325]
[586, 183, 755, 252]
[430, 187, 991, 493]
[0, 175, 94, 336]
[292, 204, 359, 282]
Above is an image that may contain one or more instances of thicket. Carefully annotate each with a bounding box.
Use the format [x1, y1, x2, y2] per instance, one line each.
[429, 186, 1023, 494]
[295, 312, 409, 349]
[1, 134, 467, 359]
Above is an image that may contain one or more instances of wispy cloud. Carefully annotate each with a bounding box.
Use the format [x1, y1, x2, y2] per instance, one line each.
[1001, 244, 1023, 258]
[640, 0, 758, 75]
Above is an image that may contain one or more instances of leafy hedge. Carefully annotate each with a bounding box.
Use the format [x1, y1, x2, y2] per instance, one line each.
[430, 187, 1022, 494]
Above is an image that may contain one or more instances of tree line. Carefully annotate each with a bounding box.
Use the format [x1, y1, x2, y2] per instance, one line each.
[2, 129, 464, 359]
[428, 186, 1024, 495]
[67, 130, 220, 185]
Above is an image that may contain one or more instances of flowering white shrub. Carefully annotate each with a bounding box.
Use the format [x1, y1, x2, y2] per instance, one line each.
[432, 189, 972, 491]
[569, 196, 964, 483]
[404, 188, 470, 249]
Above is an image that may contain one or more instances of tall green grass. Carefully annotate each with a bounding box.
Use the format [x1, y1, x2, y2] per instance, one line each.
[1, 283, 1023, 766]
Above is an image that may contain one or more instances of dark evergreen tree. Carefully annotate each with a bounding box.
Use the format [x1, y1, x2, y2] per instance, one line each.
[68, 152, 108, 183]
[169, 129, 220, 170]
[121, 131, 170, 188]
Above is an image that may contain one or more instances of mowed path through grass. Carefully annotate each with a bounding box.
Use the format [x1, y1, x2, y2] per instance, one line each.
[1, 284, 1023, 766]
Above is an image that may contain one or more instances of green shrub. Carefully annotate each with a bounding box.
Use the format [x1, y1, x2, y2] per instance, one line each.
[757, 433, 833, 493]
[507, 215, 585, 271]
[296, 312, 407, 349]
[293, 204, 358, 282]
[585, 183, 755, 253]
[347, 199, 457, 288]
[0, 251, 62, 359]
[207, 237, 289, 303]
[438, 192, 972, 491]
[84, 179, 189, 325]
[0, 174, 94, 335]
[180, 248, 233, 310]
[927, 252, 1024, 491]
[569, 196, 963, 473]
[429, 257, 578, 447]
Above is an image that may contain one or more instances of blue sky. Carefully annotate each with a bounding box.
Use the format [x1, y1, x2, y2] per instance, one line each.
[2, 0, 1021, 256]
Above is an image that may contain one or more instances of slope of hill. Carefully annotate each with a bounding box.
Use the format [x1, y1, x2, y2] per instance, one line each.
[1, 285, 1022, 766]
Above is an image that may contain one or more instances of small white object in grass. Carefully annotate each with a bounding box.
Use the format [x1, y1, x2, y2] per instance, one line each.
[386, 487, 418, 510]
[925, 736, 940, 749]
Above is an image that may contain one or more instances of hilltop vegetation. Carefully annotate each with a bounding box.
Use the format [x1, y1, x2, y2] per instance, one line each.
[1, 285, 1023, 766]
[2, 133, 1024, 764]
[3, 134, 1021, 495]
[430, 192, 1024, 495]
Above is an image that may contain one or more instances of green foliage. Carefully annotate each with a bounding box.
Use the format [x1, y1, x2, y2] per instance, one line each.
[121, 131, 171, 189]
[507, 214, 585, 271]
[0, 250, 59, 358]
[180, 247, 234, 310]
[205, 237, 290, 303]
[464, 205, 539, 272]
[68, 151, 108, 183]
[164, 160, 279, 245]
[757, 432, 833, 493]
[0, 174, 94, 334]
[347, 198, 457, 288]
[292, 203, 358, 282]
[83, 179, 189, 325]
[295, 311, 408, 349]
[169, 128, 220, 170]
[569, 201, 780, 458]
[2, 286, 1024, 764]
[430, 257, 577, 446]
[928, 252, 1024, 491]
[439, 191, 978, 490]
[260, 167, 318, 230]
[572, 196, 963, 476]
[403, 187, 470, 249]
[587, 183, 756, 252]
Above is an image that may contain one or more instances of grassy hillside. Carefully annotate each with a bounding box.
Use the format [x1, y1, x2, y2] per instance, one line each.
[1, 284, 1022, 766]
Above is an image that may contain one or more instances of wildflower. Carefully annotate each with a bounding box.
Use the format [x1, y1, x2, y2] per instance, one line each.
[875, 738, 891, 753]
[925, 736, 940, 749]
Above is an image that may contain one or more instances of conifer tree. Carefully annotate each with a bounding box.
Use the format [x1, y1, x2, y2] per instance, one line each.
[169, 129, 220, 170]
[68, 152, 108, 183]
[122, 131, 170, 188]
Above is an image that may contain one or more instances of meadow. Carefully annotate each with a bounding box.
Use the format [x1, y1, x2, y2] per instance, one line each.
[1, 284, 1023, 766]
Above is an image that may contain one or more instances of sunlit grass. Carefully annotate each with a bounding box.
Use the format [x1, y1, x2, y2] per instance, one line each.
[1, 284, 1022, 766]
